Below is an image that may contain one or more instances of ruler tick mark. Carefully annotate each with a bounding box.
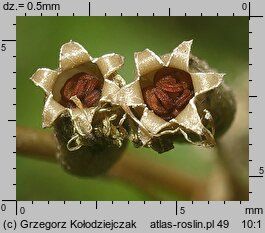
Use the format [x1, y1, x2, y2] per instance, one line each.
[15, 201, 18, 215]
[250, 15, 264, 18]
[89, 2, 91, 16]
[2, 40, 16, 42]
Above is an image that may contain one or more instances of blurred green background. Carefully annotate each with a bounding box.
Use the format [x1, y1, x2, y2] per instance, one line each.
[17, 17, 248, 200]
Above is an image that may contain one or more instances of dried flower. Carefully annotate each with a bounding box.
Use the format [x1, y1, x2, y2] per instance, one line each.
[119, 40, 235, 153]
[31, 41, 128, 176]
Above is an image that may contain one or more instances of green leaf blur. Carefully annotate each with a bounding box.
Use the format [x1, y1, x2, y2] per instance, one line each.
[17, 17, 248, 200]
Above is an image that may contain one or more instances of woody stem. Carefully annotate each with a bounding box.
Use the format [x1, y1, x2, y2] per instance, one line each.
[16, 126, 207, 200]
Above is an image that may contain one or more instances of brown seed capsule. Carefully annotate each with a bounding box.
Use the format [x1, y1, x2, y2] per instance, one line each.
[60, 72, 102, 108]
[142, 67, 194, 120]
[54, 116, 127, 177]
[155, 76, 183, 93]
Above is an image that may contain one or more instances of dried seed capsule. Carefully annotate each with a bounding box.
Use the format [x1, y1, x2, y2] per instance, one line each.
[119, 40, 235, 153]
[54, 115, 127, 177]
[31, 41, 128, 176]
